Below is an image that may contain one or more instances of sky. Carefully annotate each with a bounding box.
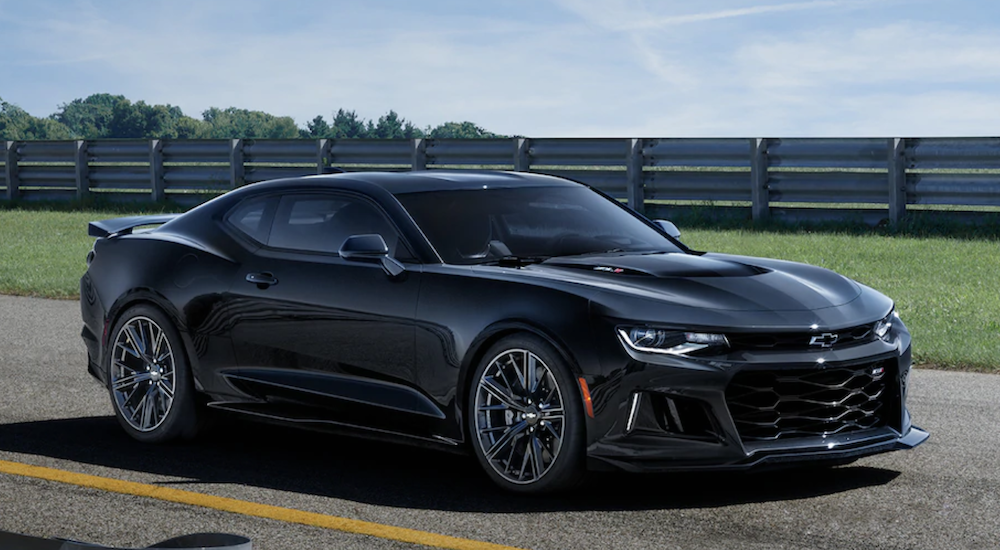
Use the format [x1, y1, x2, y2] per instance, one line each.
[2, 0, 1000, 137]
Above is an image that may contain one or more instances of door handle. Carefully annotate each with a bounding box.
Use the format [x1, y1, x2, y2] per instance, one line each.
[246, 272, 278, 289]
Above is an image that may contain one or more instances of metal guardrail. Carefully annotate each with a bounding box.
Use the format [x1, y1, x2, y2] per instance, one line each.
[3, 137, 1000, 222]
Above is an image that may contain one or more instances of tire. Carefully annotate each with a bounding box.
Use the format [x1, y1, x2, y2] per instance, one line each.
[106, 304, 200, 443]
[468, 334, 585, 494]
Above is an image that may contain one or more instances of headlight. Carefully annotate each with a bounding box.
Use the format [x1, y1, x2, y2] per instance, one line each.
[618, 327, 729, 356]
[874, 308, 899, 340]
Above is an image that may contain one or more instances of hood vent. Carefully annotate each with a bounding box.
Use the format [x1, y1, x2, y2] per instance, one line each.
[545, 253, 769, 279]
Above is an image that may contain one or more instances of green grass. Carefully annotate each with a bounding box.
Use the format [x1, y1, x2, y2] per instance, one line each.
[0, 204, 996, 372]
[0, 203, 184, 299]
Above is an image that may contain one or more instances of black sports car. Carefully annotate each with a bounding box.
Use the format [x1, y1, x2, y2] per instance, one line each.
[80, 170, 927, 493]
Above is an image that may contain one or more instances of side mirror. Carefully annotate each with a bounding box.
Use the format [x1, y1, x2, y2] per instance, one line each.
[653, 219, 681, 240]
[339, 234, 405, 278]
[339, 234, 389, 260]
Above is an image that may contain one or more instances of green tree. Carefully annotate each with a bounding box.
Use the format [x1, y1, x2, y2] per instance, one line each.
[401, 120, 424, 139]
[371, 110, 425, 139]
[300, 115, 331, 138]
[174, 116, 207, 138]
[7, 94, 505, 140]
[140, 103, 185, 138]
[108, 99, 148, 138]
[52, 94, 196, 138]
[0, 98, 73, 140]
[373, 110, 402, 139]
[329, 109, 369, 138]
[200, 107, 299, 139]
[428, 121, 503, 139]
[53, 93, 126, 138]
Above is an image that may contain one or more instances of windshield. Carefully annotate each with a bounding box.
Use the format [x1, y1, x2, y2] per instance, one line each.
[396, 186, 683, 265]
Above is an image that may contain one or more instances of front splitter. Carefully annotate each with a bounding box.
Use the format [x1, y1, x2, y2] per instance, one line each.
[587, 426, 929, 473]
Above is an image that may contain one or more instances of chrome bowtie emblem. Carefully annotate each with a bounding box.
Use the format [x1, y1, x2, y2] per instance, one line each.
[809, 332, 839, 348]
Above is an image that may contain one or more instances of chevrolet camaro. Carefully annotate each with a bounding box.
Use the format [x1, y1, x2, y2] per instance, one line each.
[80, 170, 927, 493]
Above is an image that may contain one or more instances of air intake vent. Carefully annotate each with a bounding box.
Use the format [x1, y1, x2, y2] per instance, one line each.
[725, 362, 889, 441]
[626, 392, 721, 441]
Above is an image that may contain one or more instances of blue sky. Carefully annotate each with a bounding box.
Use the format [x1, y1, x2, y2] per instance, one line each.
[1, 0, 999, 137]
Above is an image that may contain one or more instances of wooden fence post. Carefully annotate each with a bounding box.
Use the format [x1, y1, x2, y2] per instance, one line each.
[150, 139, 165, 202]
[411, 138, 427, 171]
[888, 138, 907, 224]
[514, 138, 530, 171]
[750, 138, 770, 221]
[74, 140, 89, 201]
[626, 138, 645, 214]
[230, 139, 244, 188]
[4, 141, 18, 201]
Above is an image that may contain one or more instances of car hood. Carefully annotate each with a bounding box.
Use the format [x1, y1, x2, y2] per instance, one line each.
[529, 252, 863, 313]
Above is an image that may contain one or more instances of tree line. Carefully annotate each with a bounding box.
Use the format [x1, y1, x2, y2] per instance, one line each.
[0, 93, 504, 140]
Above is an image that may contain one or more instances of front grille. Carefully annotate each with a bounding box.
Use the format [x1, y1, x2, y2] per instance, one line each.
[725, 362, 889, 441]
[726, 323, 876, 351]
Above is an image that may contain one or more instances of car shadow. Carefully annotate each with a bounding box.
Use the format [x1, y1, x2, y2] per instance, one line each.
[0, 415, 901, 513]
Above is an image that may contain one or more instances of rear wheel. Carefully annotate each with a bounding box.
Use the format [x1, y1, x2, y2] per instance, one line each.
[468, 334, 585, 493]
[107, 305, 200, 443]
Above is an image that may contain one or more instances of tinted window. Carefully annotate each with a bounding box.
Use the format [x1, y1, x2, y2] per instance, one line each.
[396, 186, 682, 264]
[226, 196, 276, 244]
[266, 194, 406, 257]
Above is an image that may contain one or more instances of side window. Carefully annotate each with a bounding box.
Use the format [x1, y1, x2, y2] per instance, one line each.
[266, 194, 413, 259]
[226, 196, 277, 244]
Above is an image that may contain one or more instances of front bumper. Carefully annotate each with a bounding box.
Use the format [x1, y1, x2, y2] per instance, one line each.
[583, 320, 927, 473]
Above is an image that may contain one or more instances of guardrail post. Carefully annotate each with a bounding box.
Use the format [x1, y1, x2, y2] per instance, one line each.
[411, 138, 427, 171]
[150, 139, 165, 202]
[888, 138, 906, 224]
[514, 138, 530, 171]
[316, 138, 330, 174]
[230, 139, 244, 188]
[626, 138, 645, 214]
[750, 138, 770, 221]
[4, 141, 18, 201]
[74, 140, 89, 201]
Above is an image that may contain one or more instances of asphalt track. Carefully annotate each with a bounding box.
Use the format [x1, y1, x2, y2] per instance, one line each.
[0, 294, 998, 550]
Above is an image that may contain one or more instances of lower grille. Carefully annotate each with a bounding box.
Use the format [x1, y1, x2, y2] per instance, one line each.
[725, 362, 889, 441]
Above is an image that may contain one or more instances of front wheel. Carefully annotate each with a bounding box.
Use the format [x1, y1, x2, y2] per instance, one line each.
[468, 334, 585, 493]
[106, 305, 200, 443]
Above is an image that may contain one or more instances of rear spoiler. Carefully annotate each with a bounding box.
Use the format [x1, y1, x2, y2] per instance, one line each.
[88, 214, 181, 238]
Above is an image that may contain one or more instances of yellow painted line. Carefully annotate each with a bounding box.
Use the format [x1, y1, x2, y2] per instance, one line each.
[0, 459, 524, 550]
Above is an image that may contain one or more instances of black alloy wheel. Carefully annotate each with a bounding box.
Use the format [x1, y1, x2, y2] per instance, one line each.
[107, 304, 201, 443]
[469, 334, 585, 493]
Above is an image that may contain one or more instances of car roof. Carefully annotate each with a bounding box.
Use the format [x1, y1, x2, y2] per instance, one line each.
[295, 170, 582, 195]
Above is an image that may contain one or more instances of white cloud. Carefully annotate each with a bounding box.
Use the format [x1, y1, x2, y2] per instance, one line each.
[3, 1, 603, 131]
[2, 0, 999, 137]
[551, 0, 884, 31]
[628, 0, 864, 29]
[737, 22, 1000, 90]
